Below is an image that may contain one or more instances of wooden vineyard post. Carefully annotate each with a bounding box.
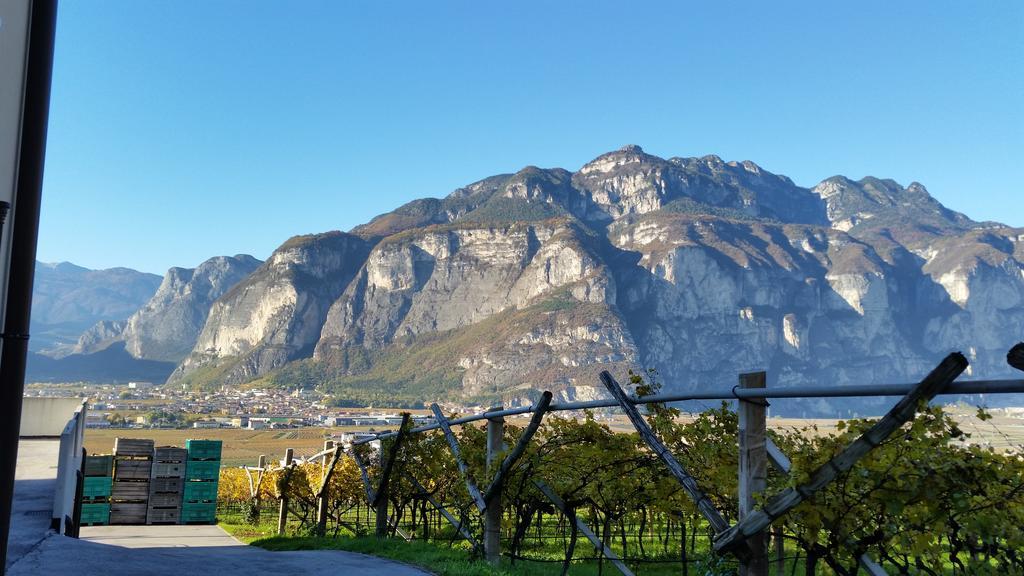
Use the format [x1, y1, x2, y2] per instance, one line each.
[738, 371, 768, 576]
[315, 440, 338, 537]
[430, 404, 487, 513]
[277, 448, 293, 535]
[714, 352, 968, 556]
[256, 455, 266, 520]
[374, 483, 388, 538]
[374, 413, 411, 539]
[484, 406, 505, 565]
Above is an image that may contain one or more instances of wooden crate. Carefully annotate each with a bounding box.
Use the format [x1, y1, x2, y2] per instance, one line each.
[150, 477, 184, 493]
[185, 440, 222, 461]
[146, 507, 181, 525]
[109, 502, 147, 525]
[154, 447, 187, 463]
[111, 480, 150, 502]
[183, 481, 218, 503]
[148, 492, 182, 508]
[185, 460, 220, 481]
[114, 459, 152, 480]
[84, 455, 114, 477]
[114, 438, 154, 458]
[82, 476, 112, 499]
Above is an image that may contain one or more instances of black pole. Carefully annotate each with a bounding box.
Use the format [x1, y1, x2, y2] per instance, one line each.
[0, 0, 58, 571]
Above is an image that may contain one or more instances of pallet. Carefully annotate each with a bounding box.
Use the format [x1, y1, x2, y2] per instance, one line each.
[111, 480, 150, 501]
[150, 477, 184, 493]
[185, 440, 222, 461]
[114, 438, 154, 458]
[114, 460, 152, 480]
[84, 455, 114, 477]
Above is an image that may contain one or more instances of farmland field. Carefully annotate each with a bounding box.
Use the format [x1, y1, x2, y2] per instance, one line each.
[84, 428, 343, 467]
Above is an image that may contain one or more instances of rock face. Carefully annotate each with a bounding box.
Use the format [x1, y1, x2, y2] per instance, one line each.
[68, 255, 262, 362]
[148, 146, 1024, 411]
[30, 262, 162, 352]
[169, 232, 370, 387]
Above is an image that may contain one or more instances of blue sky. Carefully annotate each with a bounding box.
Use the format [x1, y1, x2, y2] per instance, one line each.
[38, 1, 1023, 274]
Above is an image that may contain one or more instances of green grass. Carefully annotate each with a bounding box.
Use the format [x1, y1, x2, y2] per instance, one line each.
[254, 536, 517, 576]
[219, 508, 742, 575]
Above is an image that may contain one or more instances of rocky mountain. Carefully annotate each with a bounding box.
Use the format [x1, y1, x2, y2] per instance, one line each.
[37, 146, 1021, 412]
[29, 262, 162, 352]
[72, 255, 263, 362]
[163, 145, 1022, 413]
[26, 255, 261, 383]
[168, 233, 368, 388]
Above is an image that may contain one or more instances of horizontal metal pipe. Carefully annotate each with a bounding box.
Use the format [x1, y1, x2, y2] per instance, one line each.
[351, 378, 1024, 445]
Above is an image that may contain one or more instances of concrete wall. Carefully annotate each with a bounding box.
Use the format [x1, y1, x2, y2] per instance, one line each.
[19, 397, 87, 437]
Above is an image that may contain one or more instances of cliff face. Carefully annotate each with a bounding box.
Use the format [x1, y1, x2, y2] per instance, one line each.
[71, 254, 262, 362]
[161, 146, 1023, 409]
[169, 232, 370, 387]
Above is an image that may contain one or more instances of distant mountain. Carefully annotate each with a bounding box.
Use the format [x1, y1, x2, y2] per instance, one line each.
[27, 255, 261, 382]
[26, 343, 177, 384]
[169, 234, 368, 388]
[160, 145, 1023, 413]
[29, 262, 162, 352]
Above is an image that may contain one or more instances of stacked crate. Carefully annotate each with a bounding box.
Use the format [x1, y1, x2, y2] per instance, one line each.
[80, 455, 113, 526]
[182, 439, 221, 524]
[146, 447, 187, 524]
[110, 438, 154, 525]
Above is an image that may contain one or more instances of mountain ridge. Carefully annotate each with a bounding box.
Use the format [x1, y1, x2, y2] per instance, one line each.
[33, 146, 1024, 413]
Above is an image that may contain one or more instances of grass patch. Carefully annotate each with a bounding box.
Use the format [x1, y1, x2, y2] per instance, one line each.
[253, 536, 512, 575]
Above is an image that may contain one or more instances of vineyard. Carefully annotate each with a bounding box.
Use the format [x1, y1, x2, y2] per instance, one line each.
[214, 357, 1024, 576]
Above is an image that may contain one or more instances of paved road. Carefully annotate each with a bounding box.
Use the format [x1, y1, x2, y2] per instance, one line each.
[5, 440, 61, 571]
[8, 525, 432, 575]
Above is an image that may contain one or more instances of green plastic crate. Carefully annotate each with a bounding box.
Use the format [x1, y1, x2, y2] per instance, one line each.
[185, 439, 222, 461]
[185, 460, 220, 481]
[82, 476, 112, 499]
[84, 455, 113, 477]
[80, 502, 110, 525]
[183, 480, 218, 502]
[180, 502, 216, 523]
